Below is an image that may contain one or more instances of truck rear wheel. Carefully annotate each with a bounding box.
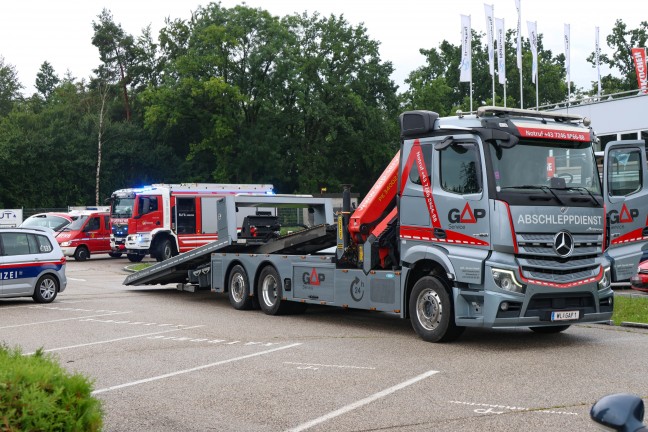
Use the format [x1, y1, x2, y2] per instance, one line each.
[258, 266, 290, 315]
[228, 265, 258, 310]
[409, 276, 464, 342]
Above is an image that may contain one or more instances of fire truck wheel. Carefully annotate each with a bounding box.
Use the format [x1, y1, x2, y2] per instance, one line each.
[228, 265, 257, 310]
[32, 274, 59, 303]
[127, 253, 144, 263]
[258, 266, 290, 315]
[529, 325, 571, 334]
[155, 238, 175, 262]
[409, 276, 464, 343]
[74, 246, 90, 261]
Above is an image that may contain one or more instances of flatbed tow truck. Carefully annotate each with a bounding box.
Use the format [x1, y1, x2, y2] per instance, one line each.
[125, 106, 648, 342]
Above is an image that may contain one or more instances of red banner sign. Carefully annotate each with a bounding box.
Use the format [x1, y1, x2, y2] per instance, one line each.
[632, 47, 648, 94]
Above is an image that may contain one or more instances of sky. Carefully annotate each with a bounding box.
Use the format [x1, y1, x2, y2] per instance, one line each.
[0, 0, 643, 97]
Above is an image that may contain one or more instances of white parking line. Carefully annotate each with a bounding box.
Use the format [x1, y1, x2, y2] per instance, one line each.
[92, 343, 302, 395]
[0, 311, 131, 330]
[284, 362, 376, 370]
[23, 326, 205, 356]
[286, 369, 440, 432]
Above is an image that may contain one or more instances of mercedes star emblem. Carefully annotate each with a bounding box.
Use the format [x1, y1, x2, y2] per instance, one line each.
[553, 231, 574, 258]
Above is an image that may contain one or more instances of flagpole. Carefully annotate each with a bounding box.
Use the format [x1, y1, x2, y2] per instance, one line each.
[471, 79, 474, 112]
[491, 3, 495, 106]
[515, 0, 523, 108]
[536, 21, 539, 110]
[520, 68, 523, 108]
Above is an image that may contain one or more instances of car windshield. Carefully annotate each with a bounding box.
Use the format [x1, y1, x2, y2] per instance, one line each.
[22, 215, 71, 231]
[489, 139, 601, 195]
[65, 215, 89, 231]
[111, 198, 134, 218]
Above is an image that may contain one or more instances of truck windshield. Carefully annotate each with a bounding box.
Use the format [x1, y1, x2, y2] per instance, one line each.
[489, 139, 601, 196]
[111, 198, 135, 218]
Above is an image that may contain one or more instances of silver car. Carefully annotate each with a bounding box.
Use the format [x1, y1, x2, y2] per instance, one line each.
[0, 227, 67, 303]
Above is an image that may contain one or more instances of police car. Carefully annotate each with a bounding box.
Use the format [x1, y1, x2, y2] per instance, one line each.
[0, 227, 67, 303]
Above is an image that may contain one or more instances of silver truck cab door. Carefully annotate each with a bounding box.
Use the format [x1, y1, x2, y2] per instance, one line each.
[603, 140, 648, 281]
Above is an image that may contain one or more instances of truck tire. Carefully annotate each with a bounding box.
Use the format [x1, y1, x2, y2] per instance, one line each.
[409, 276, 464, 342]
[228, 265, 258, 310]
[529, 325, 571, 334]
[74, 246, 90, 261]
[127, 253, 144, 263]
[155, 238, 175, 262]
[258, 266, 290, 315]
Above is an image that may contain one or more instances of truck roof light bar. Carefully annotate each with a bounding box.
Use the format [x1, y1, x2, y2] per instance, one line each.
[476, 106, 584, 123]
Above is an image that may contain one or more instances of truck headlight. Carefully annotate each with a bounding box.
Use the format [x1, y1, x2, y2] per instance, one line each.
[598, 267, 611, 291]
[492, 268, 526, 294]
[60, 241, 71, 247]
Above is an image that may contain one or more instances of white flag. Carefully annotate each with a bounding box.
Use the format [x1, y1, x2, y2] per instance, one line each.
[459, 14, 472, 82]
[527, 21, 538, 83]
[595, 26, 602, 96]
[484, 4, 495, 76]
[496, 18, 506, 85]
[564, 24, 570, 76]
[515, 0, 522, 69]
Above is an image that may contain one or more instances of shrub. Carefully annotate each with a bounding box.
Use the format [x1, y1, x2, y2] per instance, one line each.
[0, 345, 102, 431]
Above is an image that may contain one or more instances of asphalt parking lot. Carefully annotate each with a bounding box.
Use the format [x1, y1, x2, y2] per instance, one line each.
[2, 255, 648, 431]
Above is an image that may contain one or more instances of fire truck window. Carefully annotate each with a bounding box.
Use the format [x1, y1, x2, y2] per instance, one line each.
[409, 144, 432, 185]
[176, 198, 196, 234]
[138, 196, 159, 215]
[608, 149, 642, 196]
[104, 216, 110, 229]
[440, 143, 482, 194]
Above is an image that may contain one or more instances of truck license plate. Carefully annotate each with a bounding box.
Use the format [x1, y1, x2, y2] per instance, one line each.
[551, 310, 579, 321]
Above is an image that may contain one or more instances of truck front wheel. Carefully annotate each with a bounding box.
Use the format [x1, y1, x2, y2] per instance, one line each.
[73, 246, 90, 261]
[409, 276, 464, 342]
[155, 238, 175, 262]
[127, 253, 144, 263]
[258, 266, 290, 315]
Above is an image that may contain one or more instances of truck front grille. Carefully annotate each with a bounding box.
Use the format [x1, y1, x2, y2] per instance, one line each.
[515, 232, 602, 284]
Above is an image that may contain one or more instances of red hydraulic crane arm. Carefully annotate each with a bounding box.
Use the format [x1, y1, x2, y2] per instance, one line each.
[348, 151, 400, 243]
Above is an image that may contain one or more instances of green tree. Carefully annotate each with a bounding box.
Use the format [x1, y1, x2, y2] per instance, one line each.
[586, 19, 648, 94]
[0, 56, 23, 117]
[403, 30, 570, 113]
[91, 9, 136, 121]
[35, 61, 60, 100]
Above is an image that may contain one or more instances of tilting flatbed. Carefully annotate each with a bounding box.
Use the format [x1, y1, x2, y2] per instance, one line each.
[123, 195, 334, 286]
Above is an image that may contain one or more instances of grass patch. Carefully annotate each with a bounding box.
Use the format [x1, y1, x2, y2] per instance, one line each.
[0, 345, 102, 431]
[612, 295, 648, 325]
[128, 262, 154, 272]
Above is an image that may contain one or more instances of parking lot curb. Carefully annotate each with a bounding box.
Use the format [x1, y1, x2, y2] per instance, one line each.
[620, 322, 648, 329]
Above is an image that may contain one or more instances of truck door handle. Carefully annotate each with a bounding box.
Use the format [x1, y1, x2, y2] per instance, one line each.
[156, 221, 160, 226]
[433, 228, 446, 239]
